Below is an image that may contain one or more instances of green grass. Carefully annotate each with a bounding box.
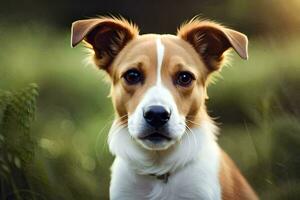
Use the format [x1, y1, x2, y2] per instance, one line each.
[0, 24, 299, 199]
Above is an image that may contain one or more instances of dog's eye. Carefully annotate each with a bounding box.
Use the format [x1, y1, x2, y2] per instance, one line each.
[176, 71, 195, 87]
[123, 69, 143, 85]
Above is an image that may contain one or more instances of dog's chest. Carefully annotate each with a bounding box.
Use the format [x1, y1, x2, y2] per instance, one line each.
[110, 157, 221, 200]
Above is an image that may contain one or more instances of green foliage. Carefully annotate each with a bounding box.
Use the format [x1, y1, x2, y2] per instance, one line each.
[0, 84, 38, 200]
[0, 24, 299, 199]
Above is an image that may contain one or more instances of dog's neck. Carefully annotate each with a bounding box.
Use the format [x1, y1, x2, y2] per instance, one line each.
[108, 118, 218, 176]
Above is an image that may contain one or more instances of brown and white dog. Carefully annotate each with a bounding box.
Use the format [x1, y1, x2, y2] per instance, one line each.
[71, 16, 258, 200]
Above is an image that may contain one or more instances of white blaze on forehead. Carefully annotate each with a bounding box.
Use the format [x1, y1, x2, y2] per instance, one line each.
[156, 37, 165, 85]
[127, 36, 186, 150]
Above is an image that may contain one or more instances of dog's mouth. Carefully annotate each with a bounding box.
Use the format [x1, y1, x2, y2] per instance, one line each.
[139, 132, 172, 143]
[135, 130, 179, 150]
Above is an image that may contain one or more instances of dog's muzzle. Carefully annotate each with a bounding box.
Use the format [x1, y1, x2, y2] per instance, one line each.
[137, 105, 172, 143]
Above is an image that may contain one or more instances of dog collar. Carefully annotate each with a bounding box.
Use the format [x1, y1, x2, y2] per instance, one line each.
[150, 172, 170, 183]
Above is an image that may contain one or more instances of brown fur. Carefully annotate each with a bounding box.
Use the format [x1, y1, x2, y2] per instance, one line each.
[220, 151, 258, 200]
[71, 17, 139, 70]
[71, 16, 257, 199]
[177, 18, 248, 71]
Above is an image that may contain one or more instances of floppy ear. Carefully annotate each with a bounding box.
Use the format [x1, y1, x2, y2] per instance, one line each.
[71, 17, 139, 71]
[177, 19, 248, 72]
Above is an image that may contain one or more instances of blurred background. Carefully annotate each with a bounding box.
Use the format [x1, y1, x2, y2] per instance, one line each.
[0, 0, 300, 199]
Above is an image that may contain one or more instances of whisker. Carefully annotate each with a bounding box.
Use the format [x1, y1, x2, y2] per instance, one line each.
[95, 114, 115, 158]
[186, 124, 197, 148]
[96, 114, 128, 158]
[116, 114, 129, 121]
[186, 118, 202, 127]
[103, 121, 128, 151]
[183, 124, 192, 165]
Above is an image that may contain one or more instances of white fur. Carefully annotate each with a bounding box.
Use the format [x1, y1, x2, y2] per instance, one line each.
[108, 37, 221, 199]
[109, 121, 221, 200]
[155, 37, 165, 85]
[128, 37, 185, 150]
[128, 85, 186, 150]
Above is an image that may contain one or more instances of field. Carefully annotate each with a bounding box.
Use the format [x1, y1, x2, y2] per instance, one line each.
[0, 24, 299, 199]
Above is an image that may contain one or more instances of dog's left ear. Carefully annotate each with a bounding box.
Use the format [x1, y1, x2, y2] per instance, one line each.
[178, 19, 248, 72]
[71, 17, 139, 71]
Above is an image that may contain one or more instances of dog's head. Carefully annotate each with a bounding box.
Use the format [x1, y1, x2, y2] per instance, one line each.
[71, 17, 248, 151]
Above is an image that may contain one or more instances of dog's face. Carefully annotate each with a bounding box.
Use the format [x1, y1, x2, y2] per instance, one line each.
[112, 35, 208, 150]
[71, 17, 248, 151]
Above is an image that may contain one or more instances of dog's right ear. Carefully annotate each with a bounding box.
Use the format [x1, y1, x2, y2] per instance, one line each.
[71, 17, 139, 71]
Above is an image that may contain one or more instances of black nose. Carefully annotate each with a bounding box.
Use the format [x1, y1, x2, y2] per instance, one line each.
[143, 105, 170, 128]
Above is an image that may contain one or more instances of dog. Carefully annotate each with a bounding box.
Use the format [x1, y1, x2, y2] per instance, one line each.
[71, 16, 258, 200]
